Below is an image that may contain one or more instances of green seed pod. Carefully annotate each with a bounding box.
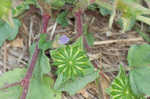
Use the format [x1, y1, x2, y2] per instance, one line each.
[107, 65, 145, 99]
[51, 44, 91, 80]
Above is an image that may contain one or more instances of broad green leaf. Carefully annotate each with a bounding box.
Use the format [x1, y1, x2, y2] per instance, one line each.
[56, 11, 68, 27]
[27, 76, 61, 99]
[127, 44, 150, 67]
[0, 19, 21, 47]
[107, 65, 145, 99]
[0, 68, 26, 99]
[54, 68, 99, 95]
[129, 66, 150, 96]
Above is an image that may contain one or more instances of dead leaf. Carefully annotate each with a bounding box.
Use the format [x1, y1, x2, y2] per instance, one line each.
[8, 38, 24, 48]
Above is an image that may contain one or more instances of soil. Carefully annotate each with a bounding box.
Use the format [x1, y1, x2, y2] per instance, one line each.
[0, 6, 146, 99]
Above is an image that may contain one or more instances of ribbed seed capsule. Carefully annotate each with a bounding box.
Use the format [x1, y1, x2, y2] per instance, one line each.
[51, 45, 91, 80]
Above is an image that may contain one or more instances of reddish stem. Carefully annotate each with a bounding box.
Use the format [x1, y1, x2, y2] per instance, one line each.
[0, 13, 51, 99]
[20, 45, 40, 99]
[74, 9, 83, 39]
[0, 82, 21, 90]
[19, 13, 50, 99]
[74, 9, 104, 78]
[42, 14, 51, 33]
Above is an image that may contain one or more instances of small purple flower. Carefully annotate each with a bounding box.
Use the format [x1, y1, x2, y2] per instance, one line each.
[58, 35, 70, 44]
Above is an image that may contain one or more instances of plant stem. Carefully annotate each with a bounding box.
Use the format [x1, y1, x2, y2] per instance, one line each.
[74, 9, 106, 79]
[0, 82, 21, 90]
[20, 44, 40, 99]
[20, 13, 50, 99]
[42, 14, 51, 33]
[74, 9, 83, 39]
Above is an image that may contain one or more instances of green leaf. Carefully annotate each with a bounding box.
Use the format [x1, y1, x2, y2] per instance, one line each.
[56, 11, 69, 27]
[0, 68, 61, 99]
[88, 3, 98, 11]
[127, 44, 150, 67]
[54, 69, 99, 95]
[0, 0, 11, 18]
[83, 24, 95, 47]
[27, 76, 61, 99]
[29, 43, 51, 79]
[13, 2, 30, 17]
[33, 51, 51, 79]
[99, 6, 111, 16]
[107, 65, 145, 99]
[38, 34, 52, 50]
[119, 17, 136, 33]
[128, 44, 150, 96]
[129, 66, 150, 96]
[0, 19, 20, 47]
[51, 0, 65, 9]
[0, 68, 26, 99]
